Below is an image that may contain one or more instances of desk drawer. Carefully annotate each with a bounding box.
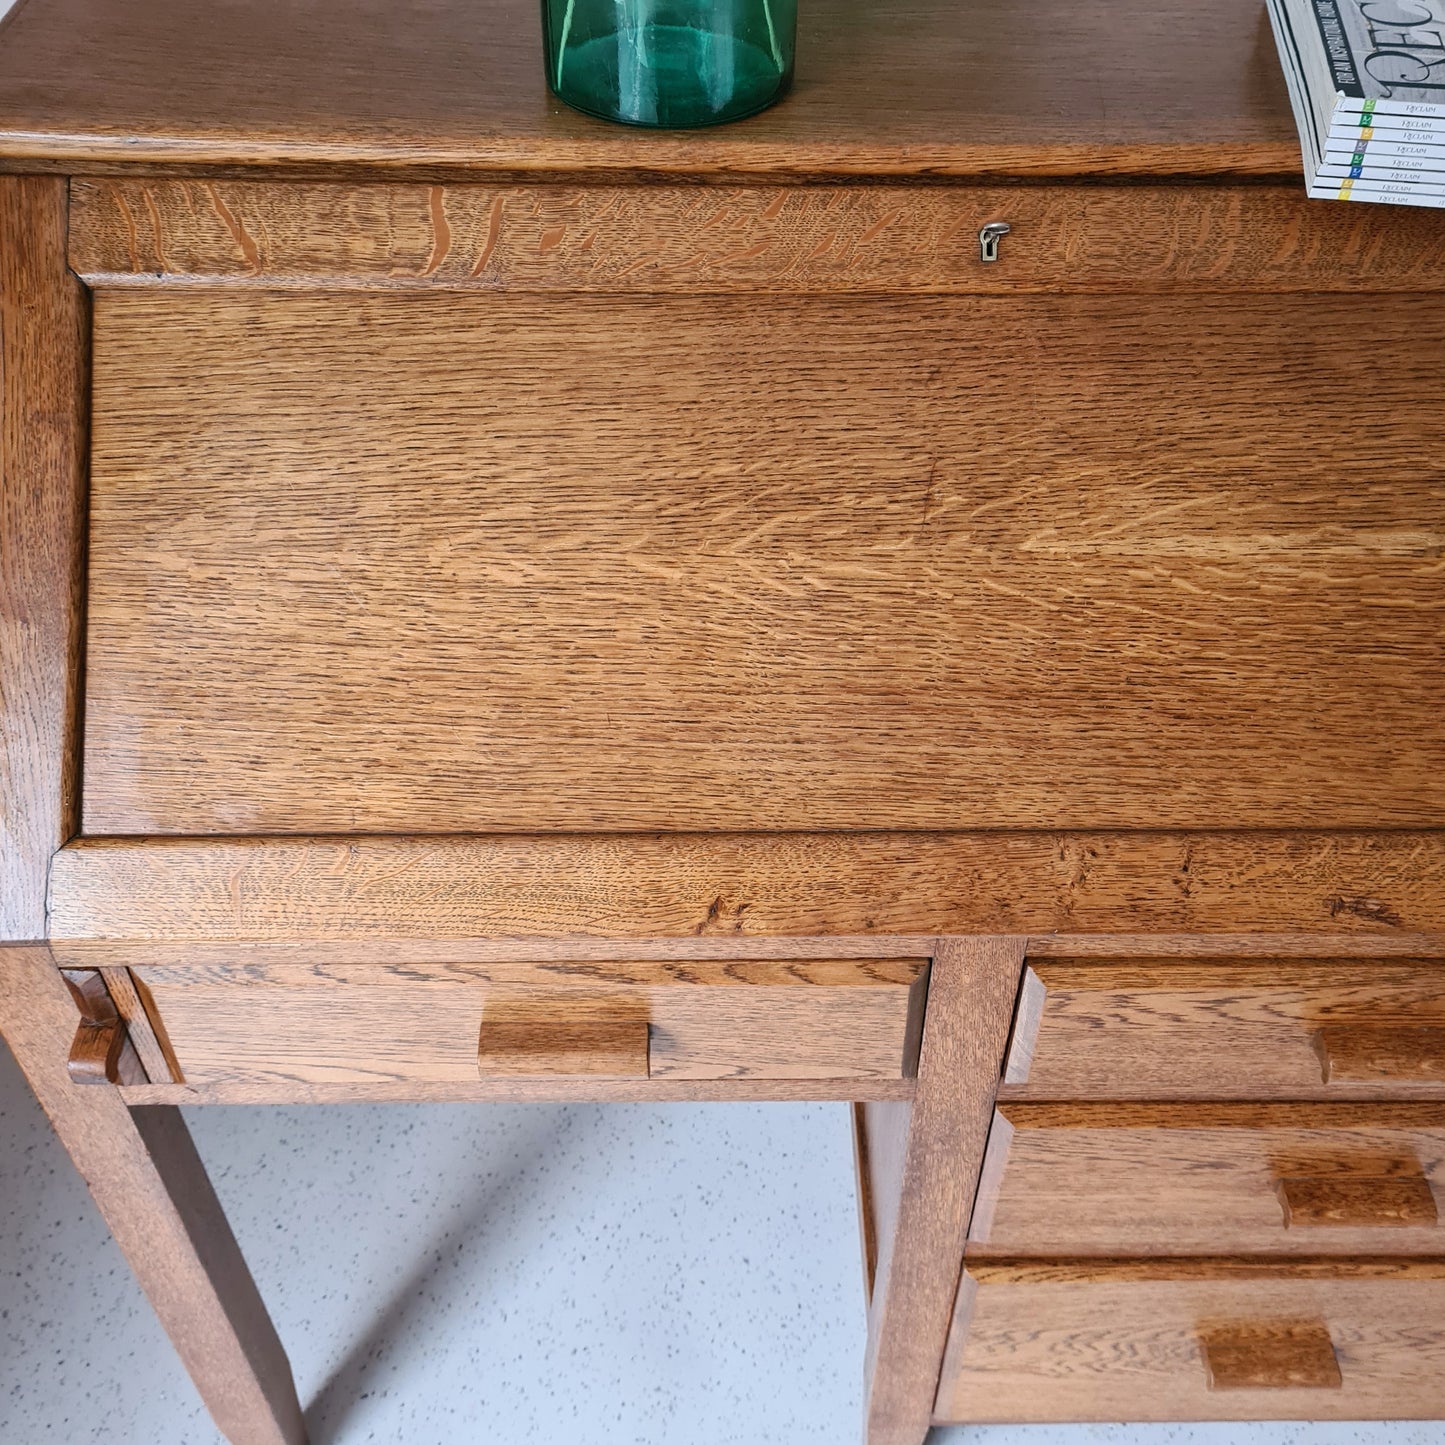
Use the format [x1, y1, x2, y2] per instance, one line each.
[1001, 960, 1445, 1101]
[967, 1104, 1445, 1258]
[937, 1261, 1445, 1424]
[127, 958, 928, 1086]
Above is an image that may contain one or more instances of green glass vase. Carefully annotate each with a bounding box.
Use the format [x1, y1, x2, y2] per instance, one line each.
[542, 0, 797, 129]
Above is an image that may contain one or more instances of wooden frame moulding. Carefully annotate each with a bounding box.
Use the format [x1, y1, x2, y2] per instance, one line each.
[0, 175, 86, 938]
[47, 831, 1445, 949]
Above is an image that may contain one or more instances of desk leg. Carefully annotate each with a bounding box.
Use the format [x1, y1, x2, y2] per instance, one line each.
[1, 945, 307, 1445]
[861, 935, 1026, 1445]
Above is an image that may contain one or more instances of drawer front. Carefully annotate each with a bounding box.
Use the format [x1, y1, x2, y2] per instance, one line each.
[937, 1262, 1445, 1424]
[129, 958, 928, 1086]
[1002, 959, 1445, 1101]
[69, 180, 1445, 293]
[81, 289, 1445, 837]
[967, 1104, 1445, 1258]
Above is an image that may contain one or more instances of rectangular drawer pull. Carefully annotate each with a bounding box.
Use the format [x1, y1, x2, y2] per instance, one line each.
[1276, 1174, 1439, 1230]
[1314, 1027, 1445, 1085]
[477, 1019, 650, 1078]
[1200, 1320, 1342, 1391]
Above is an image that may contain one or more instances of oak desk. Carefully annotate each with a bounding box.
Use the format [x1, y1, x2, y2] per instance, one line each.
[2, 0, 1444, 1441]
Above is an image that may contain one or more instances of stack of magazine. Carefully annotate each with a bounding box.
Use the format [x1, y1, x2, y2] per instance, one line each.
[1267, 0, 1445, 208]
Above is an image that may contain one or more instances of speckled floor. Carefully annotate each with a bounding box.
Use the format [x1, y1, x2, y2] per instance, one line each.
[1, 1040, 1441, 1445]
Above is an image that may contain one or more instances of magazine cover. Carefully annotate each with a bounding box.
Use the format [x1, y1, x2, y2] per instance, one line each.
[1311, 0, 1445, 113]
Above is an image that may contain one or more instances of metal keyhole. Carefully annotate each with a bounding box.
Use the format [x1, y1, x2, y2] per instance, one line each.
[978, 221, 1011, 263]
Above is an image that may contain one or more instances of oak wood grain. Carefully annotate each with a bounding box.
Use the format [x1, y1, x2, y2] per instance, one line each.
[476, 1018, 650, 1076]
[965, 1102, 1445, 1258]
[0, 176, 86, 940]
[0, 0, 1298, 177]
[55, 935, 945, 968]
[99, 965, 176, 1083]
[1023, 935, 1445, 959]
[130, 958, 929, 988]
[854, 1099, 912, 1315]
[50, 933, 1445, 971]
[1001, 969, 1047, 1088]
[82, 289, 1445, 836]
[1277, 1174, 1439, 1231]
[998, 959, 1445, 1102]
[1199, 1320, 1342, 1391]
[47, 834, 1445, 945]
[932, 1273, 981, 1423]
[1315, 1027, 1445, 1086]
[130, 958, 928, 1086]
[0, 946, 306, 1445]
[962, 1257, 1445, 1284]
[937, 1268, 1445, 1422]
[60, 968, 138, 1085]
[862, 936, 1025, 1445]
[964, 1112, 1016, 1247]
[64, 1012, 145, 1085]
[67, 180, 1445, 293]
[62, 969, 118, 1023]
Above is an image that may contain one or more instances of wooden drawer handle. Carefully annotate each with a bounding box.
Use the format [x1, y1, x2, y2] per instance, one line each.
[1313, 1026, 1445, 1084]
[1200, 1320, 1341, 1390]
[67, 1015, 128, 1084]
[63, 969, 143, 1085]
[477, 1019, 650, 1078]
[1276, 1173, 1439, 1229]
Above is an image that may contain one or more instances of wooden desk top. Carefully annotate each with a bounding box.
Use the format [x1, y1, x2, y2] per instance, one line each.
[0, 0, 1299, 178]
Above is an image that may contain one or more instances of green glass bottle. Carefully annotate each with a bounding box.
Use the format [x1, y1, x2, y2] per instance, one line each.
[542, 0, 796, 129]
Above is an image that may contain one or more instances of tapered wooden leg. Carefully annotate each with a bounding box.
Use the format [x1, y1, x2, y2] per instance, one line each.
[1, 945, 307, 1445]
[860, 935, 1026, 1445]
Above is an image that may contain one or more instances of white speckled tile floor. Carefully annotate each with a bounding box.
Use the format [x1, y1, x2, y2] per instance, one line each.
[2, 1040, 1442, 1445]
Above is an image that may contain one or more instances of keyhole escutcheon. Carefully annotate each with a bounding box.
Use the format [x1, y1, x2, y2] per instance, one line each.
[978, 221, 1011, 263]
